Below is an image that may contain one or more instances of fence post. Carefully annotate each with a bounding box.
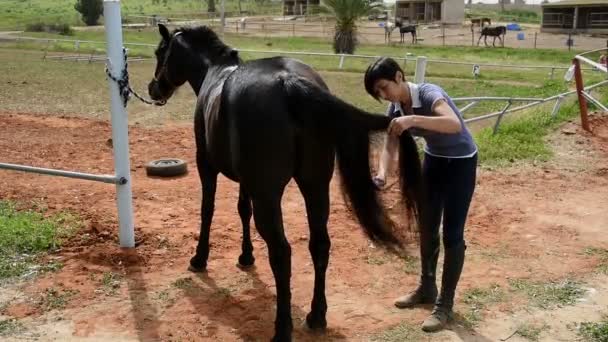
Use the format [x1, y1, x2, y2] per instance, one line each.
[471, 25, 474, 46]
[414, 56, 427, 83]
[573, 58, 590, 131]
[549, 67, 555, 80]
[442, 23, 445, 46]
[493, 100, 512, 135]
[103, 0, 135, 248]
[338, 54, 345, 69]
[292, 22, 295, 37]
[534, 32, 537, 49]
[551, 96, 563, 118]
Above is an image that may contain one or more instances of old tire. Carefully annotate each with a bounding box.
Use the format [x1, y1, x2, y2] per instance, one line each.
[145, 158, 188, 177]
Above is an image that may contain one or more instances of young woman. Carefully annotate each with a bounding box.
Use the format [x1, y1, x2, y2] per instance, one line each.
[364, 57, 477, 332]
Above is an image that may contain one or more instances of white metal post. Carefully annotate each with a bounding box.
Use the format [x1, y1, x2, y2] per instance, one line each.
[220, 0, 226, 35]
[415, 56, 427, 83]
[103, 0, 135, 248]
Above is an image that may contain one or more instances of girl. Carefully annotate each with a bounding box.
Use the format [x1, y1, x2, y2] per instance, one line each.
[364, 57, 477, 332]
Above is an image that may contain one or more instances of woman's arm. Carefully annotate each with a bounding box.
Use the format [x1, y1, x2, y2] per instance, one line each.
[375, 133, 399, 184]
[388, 99, 462, 136]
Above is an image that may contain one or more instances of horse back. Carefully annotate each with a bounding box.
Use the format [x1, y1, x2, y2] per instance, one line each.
[202, 57, 330, 187]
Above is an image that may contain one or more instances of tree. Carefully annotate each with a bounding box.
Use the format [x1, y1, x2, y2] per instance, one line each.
[321, 0, 380, 54]
[74, 0, 104, 26]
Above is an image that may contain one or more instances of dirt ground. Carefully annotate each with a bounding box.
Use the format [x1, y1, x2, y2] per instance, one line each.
[0, 112, 607, 341]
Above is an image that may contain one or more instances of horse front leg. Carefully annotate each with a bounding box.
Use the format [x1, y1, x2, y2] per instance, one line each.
[492, 36, 496, 47]
[189, 154, 218, 272]
[237, 187, 255, 268]
[484, 35, 489, 47]
[412, 32, 416, 45]
[477, 35, 483, 46]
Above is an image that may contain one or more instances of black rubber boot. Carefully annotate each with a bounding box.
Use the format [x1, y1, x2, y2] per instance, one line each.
[394, 231, 440, 308]
[422, 242, 466, 332]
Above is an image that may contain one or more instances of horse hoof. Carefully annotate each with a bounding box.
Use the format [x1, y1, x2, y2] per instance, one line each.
[237, 255, 255, 269]
[304, 313, 327, 332]
[236, 262, 255, 271]
[188, 264, 206, 273]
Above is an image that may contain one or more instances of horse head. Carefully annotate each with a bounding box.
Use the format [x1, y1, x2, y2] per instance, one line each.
[148, 24, 240, 105]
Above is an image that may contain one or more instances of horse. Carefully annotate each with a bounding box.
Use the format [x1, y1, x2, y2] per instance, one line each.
[477, 25, 506, 47]
[148, 24, 423, 341]
[395, 20, 417, 44]
[384, 21, 397, 43]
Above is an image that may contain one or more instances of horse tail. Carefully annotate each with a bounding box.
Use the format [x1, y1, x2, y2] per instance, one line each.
[281, 75, 422, 247]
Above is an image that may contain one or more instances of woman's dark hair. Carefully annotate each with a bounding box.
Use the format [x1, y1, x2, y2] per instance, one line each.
[364, 57, 405, 101]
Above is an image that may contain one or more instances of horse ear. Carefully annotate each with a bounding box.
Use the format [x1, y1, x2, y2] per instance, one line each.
[158, 24, 170, 40]
[229, 49, 239, 58]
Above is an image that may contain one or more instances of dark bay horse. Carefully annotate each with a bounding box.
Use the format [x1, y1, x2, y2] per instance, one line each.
[395, 20, 417, 44]
[148, 24, 422, 341]
[477, 25, 506, 47]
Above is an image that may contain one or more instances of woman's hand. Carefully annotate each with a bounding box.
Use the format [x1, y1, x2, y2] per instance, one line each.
[388, 116, 414, 137]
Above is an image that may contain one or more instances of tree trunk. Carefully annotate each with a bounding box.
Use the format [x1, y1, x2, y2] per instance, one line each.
[209, 0, 216, 13]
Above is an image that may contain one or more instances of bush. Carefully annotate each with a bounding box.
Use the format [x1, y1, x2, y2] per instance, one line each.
[74, 0, 104, 26]
[25, 22, 74, 36]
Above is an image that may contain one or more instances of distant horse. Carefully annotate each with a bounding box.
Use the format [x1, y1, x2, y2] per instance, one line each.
[384, 21, 397, 43]
[470, 17, 492, 28]
[396, 19, 417, 44]
[477, 25, 506, 47]
[148, 24, 423, 341]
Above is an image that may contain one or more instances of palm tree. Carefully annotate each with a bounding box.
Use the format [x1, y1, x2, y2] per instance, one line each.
[321, 0, 381, 54]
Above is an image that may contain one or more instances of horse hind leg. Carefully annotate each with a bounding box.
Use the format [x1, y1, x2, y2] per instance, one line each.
[252, 196, 293, 341]
[236, 187, 255, 268]
[295, 178, 331, 331]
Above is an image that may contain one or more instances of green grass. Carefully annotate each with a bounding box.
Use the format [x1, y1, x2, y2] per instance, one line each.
[0, 318, 24, 337]
[466, 5, 541, 24]
[0, 201, 81, 281]
[371, 322, 426, 342]
[460, 284, 506, 326]
[516, 322, 549, 341]
[509, 278, 586, 309]
[578, 317, 608, 342]
[37, 287, 78, 311]
[0, 0, 278, 30]
[99, 272, 123, 296]
[584, 247, 608, 275]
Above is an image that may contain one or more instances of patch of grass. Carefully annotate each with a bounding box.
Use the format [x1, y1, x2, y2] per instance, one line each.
[98, 272, 123, 296]
[0, 201, 81, 281]
[0, 318, 24, 337]
[578, 317, 608, 342]
[584, 247, 608, 275]
[37, 287, 78, 311]
[461, 284, 506, 326]
[516, 322, 549, 341]
[475, 97, 583, 166]
[155, 289, 170, 301]
[215, 287, 233, 298]
[399, 255, 419, 275]
[172, 277, 195, 290]
[370, 322, 426, 342]
[366, 253, 387, 266]
[509, 278, 586, 309]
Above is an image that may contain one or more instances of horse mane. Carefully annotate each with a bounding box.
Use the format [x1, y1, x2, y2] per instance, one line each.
[174, 26, 238, 63]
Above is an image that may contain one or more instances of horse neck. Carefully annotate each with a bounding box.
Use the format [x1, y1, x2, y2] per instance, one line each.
[188, 56, 239, 96]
